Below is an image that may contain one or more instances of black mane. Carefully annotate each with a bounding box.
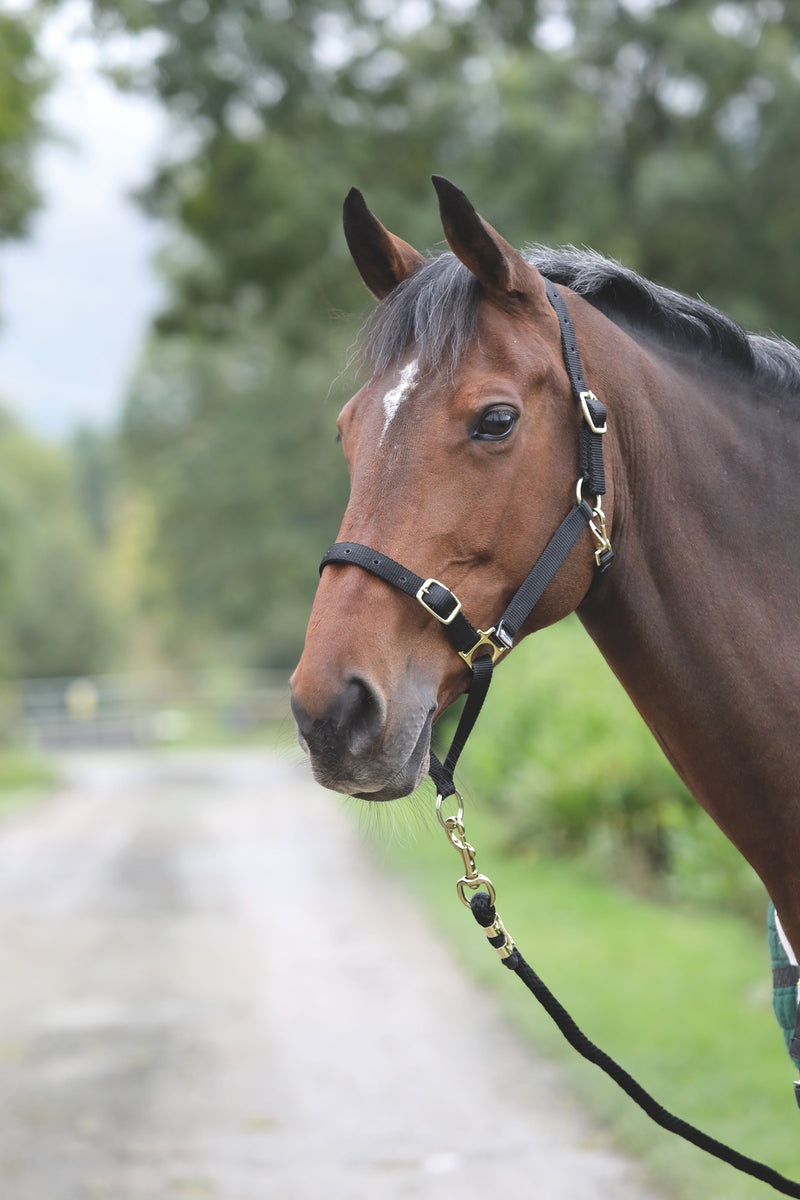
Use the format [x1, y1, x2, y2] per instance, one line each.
[363, 246, 800, 398]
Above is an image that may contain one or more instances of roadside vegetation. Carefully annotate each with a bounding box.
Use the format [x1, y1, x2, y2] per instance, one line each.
[0, 746, 54, 814]
[461, 617, 765, 923]
[382, 809, 792, 1200]
[369, 617, 795, 1200]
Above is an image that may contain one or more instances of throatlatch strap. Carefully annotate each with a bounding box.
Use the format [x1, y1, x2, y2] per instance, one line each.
[495, 500, 594, 648]
[545, 279, 607, 498]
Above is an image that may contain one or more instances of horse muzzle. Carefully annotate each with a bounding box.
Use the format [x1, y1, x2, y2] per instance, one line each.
[289, 671, 436, 801]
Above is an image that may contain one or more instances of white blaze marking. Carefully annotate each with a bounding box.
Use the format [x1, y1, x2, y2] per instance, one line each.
[378, 359, 419, 445]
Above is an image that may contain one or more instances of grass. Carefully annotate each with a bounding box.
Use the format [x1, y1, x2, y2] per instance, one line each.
[355, 614, 799, 1199]
[368, 801, 798, 1199]
[0, 745, 55, 815]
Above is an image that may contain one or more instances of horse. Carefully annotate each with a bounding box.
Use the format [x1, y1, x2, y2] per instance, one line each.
[289, 175, 800, 963]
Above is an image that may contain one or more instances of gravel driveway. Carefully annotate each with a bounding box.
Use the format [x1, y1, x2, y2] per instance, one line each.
[0, 750, 662, 1199]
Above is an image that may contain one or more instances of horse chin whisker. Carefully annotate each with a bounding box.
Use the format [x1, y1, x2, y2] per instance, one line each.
[345, 782, 436, 848]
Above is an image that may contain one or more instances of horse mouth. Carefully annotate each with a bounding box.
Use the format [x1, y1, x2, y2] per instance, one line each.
[297, 705, 434, 803]
[350, 707, 434, 801]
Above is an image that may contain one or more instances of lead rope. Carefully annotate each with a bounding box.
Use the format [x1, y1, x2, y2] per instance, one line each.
[437, 794, 800, 1197]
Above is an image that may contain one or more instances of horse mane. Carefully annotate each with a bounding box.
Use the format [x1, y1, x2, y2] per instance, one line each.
[362, 246, 800, 398]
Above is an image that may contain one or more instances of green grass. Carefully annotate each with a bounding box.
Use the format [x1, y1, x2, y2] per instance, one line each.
[0, 746, 55, 814]
[396, 616, 800, 1196]
[368, 799, 798, 1200]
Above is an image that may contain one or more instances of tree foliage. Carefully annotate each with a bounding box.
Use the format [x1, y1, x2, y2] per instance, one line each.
[0, 6, 47, 247]
[87, 0, 800, 666]
[0, 10, 118, 679]
[0, 416, 119, 679]
[121, 325, 349, 665]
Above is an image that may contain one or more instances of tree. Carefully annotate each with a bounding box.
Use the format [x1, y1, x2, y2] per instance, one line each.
[85, 0, 800, 666]
[0, 416, 119, 679]
[0, 6, 47, 249]
[89, 0, 800, 335]
[121, 324, 349, 667]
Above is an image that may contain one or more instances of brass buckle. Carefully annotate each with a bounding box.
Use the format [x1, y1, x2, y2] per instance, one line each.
[458, 628, 506, 669]
[580, 390, 607, 435]
[416, 578, 462, 625]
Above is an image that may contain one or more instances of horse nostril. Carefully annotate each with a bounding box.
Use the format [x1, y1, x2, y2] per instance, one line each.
[290, 674, 387, 761]
[333, 676, 386, 756]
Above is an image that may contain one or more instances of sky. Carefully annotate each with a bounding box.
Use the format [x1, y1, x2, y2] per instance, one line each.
[0, 1, 167, 440]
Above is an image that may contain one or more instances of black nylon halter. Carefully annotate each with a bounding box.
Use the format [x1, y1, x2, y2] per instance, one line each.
[320, 281, 613, 800]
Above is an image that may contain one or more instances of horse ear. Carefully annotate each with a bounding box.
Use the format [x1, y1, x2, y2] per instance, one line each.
[343, 188, 426, 300]
[432, 175, 546, 307]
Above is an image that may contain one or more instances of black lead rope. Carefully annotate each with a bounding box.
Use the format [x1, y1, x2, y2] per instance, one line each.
[469, 892, 800, 1198]
[321, 281, 800, 1192]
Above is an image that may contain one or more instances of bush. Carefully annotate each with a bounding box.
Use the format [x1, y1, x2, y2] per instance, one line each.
[456, 616, 764, 918]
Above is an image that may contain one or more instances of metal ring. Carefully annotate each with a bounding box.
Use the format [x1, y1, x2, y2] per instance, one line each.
[576, 476, 602, 511]
[457, 875, 496, 908]
[436, 789, 463, 830]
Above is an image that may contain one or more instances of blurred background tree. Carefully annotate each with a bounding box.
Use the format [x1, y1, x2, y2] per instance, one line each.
[0, 412, 119, 679]
[0, 5, 119, 682]
[3, 0, 799, 677]
[3, 0, 800, 692]
[0, 4, 47, 249]
[74, 0, 800, 671]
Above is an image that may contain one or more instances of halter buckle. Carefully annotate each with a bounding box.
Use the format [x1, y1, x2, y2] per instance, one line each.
[416, 578, 462, 625]
[580, 390, 607, 435]
[458, 628, 506, 669]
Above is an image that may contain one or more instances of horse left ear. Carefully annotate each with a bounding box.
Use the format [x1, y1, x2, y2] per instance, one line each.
[343, 187, 426, 300]
[432, 175, 547, 308]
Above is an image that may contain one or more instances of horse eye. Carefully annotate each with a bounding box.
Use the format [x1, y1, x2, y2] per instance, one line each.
[473, 406, 519, 441]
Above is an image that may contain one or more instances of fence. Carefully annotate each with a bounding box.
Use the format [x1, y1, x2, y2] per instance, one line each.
[2, 669, 291, 750]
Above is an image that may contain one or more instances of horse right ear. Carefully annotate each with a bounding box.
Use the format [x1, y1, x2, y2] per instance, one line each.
[432, 175, 547, 310]
[343, 188, 426, 300]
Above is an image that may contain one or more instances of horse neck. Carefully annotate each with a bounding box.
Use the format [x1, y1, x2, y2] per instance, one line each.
[575, 315, 800, 925]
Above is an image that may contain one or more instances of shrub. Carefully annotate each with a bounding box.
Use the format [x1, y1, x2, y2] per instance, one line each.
[454, 616, 764, 917]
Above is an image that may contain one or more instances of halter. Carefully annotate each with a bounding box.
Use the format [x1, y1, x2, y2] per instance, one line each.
[320, 281, 614, 801]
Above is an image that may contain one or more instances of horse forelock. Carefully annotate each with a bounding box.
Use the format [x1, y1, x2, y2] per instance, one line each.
[358, 243, 800, 401]
[360, 252, 479, 379]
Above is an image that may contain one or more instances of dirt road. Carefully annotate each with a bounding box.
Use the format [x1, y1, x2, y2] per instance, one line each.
[0, 750, 660, 1199]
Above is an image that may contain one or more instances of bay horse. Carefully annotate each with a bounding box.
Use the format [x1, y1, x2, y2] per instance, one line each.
[290, 176, 800, 962]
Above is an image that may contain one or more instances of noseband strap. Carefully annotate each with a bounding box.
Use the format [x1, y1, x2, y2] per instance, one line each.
[320, 282, 614, 799]
[318, 543, 486, 661]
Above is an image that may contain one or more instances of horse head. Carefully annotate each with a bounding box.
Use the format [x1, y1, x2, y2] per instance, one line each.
[290, 178, 613, 800]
